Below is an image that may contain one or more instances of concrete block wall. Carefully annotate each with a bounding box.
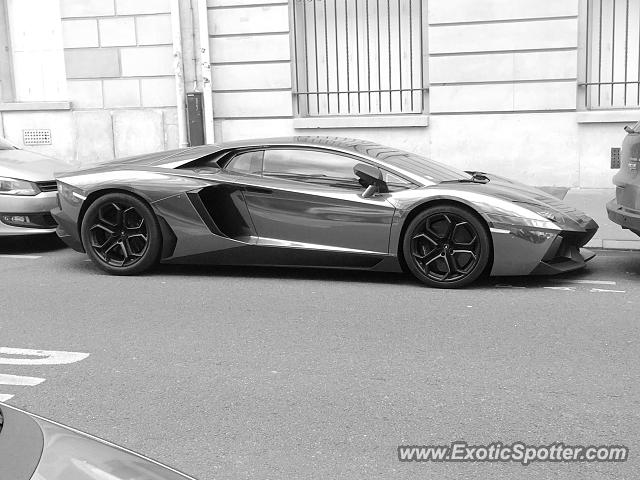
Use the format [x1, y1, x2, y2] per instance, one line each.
[60, 0, 177, 164]
[208, 0, 292, 125]
[425, 0, 583, 186]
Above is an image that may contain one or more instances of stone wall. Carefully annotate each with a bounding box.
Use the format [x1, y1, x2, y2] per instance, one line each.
[60, 0, 178, 164]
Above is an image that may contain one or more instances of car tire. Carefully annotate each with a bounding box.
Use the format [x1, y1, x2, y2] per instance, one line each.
[402, 205, 491, 288]
[81, 192, 162, 275]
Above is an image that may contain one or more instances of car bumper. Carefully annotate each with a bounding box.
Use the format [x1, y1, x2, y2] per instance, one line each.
[0, 192, 58, 236]
[51, 206, 85, 252]
[490, 219, 598, 276]
[606, 197, 640, 233]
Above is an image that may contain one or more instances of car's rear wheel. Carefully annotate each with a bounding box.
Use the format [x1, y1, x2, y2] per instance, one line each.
[81, 193, 162, 275]
[402, 205, 490, 288]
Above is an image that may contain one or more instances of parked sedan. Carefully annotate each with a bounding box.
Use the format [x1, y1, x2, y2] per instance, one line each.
[607, 121, 640, 236]
[0, 137, 68, 236]
[53, 137, 598, 288]
[0, 402, 195, 480]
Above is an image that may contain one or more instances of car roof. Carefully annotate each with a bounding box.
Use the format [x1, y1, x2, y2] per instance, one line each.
[114, 137, 379, 167]
[119, 136, 402, 169]
[211, 136, 404, 156]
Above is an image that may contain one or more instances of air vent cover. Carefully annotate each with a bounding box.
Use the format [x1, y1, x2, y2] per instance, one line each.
[23, 129, 51, 146]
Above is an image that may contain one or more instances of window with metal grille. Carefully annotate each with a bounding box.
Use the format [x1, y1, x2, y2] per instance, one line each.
[583, 0, 640, 109]
[290, 0, 427, 117]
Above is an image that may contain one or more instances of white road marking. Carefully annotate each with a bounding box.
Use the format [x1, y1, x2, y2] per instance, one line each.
[544, 286, 576, 291]
[0, 347, 90, 365]
[0, 373, 45, 386]
[0, 254, 42, 259]
[590, 288, 626, 293]
[0, 347, 90, 402]
[556, 280, 617, 286]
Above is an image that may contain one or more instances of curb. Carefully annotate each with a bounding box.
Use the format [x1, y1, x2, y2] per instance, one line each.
[586, 239, 640, 250]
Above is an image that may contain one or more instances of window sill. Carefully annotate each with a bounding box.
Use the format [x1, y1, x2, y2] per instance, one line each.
[293, 114, 429, 129]
[0, 101, 71, 112]
[576, 109, 640, 123]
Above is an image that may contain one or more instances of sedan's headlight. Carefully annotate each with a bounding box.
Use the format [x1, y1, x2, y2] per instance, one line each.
[0, 177, 40, 196]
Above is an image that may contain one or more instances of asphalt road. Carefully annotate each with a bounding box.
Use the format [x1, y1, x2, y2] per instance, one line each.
[1, 234, 639, 480]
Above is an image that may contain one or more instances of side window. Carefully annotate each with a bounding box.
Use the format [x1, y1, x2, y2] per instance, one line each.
[262, 149, 361, 189]
[225, 150, 263, 175]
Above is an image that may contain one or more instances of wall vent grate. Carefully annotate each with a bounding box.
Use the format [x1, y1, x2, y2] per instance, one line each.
[611, 147, 621, 169]
[23, 129, 51, 146]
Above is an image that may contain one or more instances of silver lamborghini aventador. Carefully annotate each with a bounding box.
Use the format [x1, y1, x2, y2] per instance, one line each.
[52, 137, 598, 288]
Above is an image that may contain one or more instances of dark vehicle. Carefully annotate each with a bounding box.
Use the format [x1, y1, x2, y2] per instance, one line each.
[607, 122, 640, 237]
[0, 402, 195, 480]
[52, 137, 598, 288]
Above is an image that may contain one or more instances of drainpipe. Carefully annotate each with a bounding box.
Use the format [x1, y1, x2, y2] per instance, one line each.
[170, 0, 189, 148]
[196, 0, 215, 144]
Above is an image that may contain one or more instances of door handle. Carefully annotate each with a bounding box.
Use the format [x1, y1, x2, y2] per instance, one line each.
[244, 186, 273, 195]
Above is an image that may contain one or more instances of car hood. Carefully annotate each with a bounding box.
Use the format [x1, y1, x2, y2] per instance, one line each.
[434, 173, 596, 230]
[0, 149, 73, 182]
[0, 403, 196, 480]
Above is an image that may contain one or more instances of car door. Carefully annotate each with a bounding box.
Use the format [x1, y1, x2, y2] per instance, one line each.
[240, 147, 397, 255]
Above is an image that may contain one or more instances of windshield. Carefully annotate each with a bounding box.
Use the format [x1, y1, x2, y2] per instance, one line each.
[0, 138, 16, 150]
[361, 145, 472, 183]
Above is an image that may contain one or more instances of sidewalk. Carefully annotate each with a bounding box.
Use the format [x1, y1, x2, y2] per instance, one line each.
[562, 188, 640, 250]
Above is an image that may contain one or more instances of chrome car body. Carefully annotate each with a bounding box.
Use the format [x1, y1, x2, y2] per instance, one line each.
[52, 137, 598, 280]
[0, 138, 69, 236]
[0, 402, 195, 480]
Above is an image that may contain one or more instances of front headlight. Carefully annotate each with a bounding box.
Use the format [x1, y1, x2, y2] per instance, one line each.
[0, 177, 40, 196]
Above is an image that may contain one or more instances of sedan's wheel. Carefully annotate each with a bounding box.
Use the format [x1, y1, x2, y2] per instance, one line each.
[81, 193, 162, 275]
[402, 205, 491, 288]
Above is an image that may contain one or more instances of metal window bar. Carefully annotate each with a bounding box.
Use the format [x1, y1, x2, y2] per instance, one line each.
[290, 0, 426, 117]
[584, 0, 640, 109]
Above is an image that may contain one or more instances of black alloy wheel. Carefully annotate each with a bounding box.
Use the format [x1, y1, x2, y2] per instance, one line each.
[402, 205, 491, 288]
[81, 193, 162, 275]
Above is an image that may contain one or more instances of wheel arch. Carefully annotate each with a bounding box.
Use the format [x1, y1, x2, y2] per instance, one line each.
[78, 188, 177, 259]
[396, 198, 494, 275]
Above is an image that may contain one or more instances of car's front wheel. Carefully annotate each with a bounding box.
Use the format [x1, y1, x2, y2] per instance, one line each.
[81, 192, 162, 275]
[402, 205, 491, 288]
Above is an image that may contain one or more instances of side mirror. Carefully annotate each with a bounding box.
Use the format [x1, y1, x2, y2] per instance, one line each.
[354, 163, 388, 198]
